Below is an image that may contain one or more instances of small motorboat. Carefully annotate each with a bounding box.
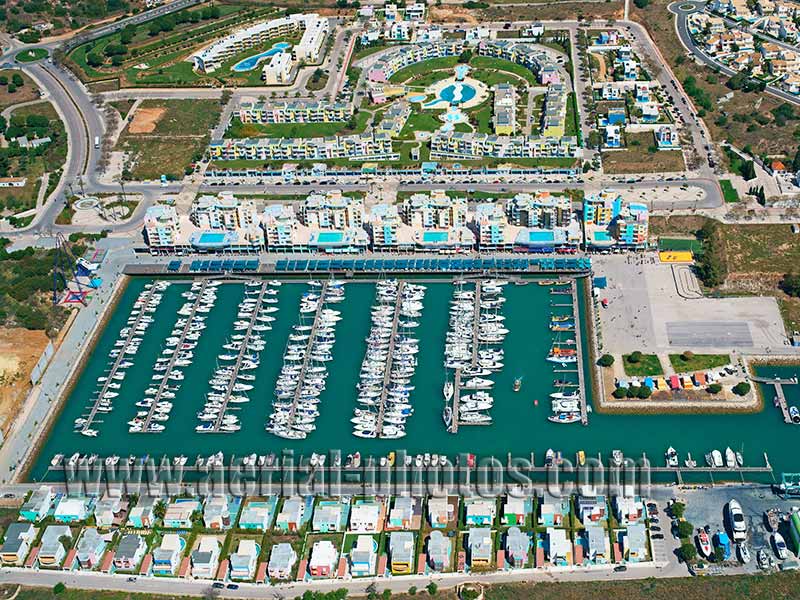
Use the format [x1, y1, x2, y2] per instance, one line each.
[737, 543, 751, 564]
[577, 450, 585, 466]
[725, 447, 737, 468]
[684, 452, 697, 468]
[513, 378, 522, 392]
[765, 509, 781, 532]
[790, 405, 800, 424]
[665, 447, 679, 468]
[772, 532, 789, 560]
[696, 528, 713, 558]
[611, 450, 623, 467]
[443, 381, 454, 401]
[757, 547, 770, 570]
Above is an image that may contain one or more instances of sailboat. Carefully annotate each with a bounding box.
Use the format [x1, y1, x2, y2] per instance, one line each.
[443, 381, 454, 402]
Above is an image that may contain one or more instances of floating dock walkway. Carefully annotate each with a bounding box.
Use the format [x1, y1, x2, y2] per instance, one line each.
[140, 280, 210, 433]
[375, 281, 405, 438]
[211, 282, 268, 433]
[80, 283, 159, 434]
[571, 278, 588, 426]
[752, 376, 798, 424]
[285, 281, 330, 427]
[451, 281, 485, 431]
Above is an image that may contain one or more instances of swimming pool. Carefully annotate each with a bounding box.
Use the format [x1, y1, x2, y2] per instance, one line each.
[408, 94, 427, 103]
[439, 83, 476, 105]
[423, 231, 449, 243]
[316, 232, 344, 244]
[197, 232, 226, 244]
[231, 42, 291, 72]
[454, 64, 470, 81]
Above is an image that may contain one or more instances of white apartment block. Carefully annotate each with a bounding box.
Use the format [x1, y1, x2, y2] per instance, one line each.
[191, 192, 257, 231]
[262, 51, 293, 84]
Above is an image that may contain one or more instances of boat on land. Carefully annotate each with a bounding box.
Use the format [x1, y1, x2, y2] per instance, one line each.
[696, 528, 713, 558]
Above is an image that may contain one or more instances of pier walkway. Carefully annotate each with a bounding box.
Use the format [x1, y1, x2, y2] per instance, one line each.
[571, 279, 588, 426]
[140, 280, 210, 433]
[285, 282, 330, 427]
[211, 282, 269, 433]
[81, 283, 160, 434]
[753, 376, 797, 424]
[375, 282, 405, 439]
[451, 281, 486, 431]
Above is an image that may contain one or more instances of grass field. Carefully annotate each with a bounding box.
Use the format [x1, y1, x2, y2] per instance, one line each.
[15, 48, 48, 63]
[669, 353, 731, 372]
[658, 237, 703, 254]
[389, 56, 459, 84]
[116, 99, 221, 180]
[225, 111, 371, 139]
[603, 132, 685, 174]
[399, 111, 445, 139]
[622, 353, 663, 377]
[720, 179, 740, 203]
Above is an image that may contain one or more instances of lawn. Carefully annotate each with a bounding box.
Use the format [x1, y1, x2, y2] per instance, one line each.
[719, 179, 739, 203]
[470, 55, 538, 86]
[603, 132, 685, 174]
[120, 99, 221, 138]
[399, 111, 445, 139]
[669, 353, 731, 372]
[225, 111, 371, 139]
[658, 237, 703, 254]
[389, 57, 459, 83]
[622, 353, 663, 377]
[15, 48, 48, 63]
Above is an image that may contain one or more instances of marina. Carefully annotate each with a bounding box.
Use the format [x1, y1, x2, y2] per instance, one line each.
[28, 276, 800, 483]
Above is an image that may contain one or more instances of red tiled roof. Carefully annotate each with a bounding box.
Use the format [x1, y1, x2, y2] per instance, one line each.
[536, 546, 545, 567]
[416, 553, 425, 574]
[138, 554, 152, 575]
[336, 556, 347, 578]
[215, 558, 229, 580]
[613, 542, 621, 562]
[296, 558, 308, 581]
[100, 550, 114, 572]
[63, 548, 77, 570]
[178, 556, 190, 578]
[24, 547, 39, 569]
[256, 561, 268, 583]
[574, 544, 584, 563]
[496, 550, 504, 569]
[377, 554, 387, 577]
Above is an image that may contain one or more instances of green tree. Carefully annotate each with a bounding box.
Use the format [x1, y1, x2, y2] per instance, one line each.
[671, 502, 686, 519]
[598, 354, 615, 367]
[458, 49, 472, 63]
[53, 583, 66, 595]
[86, 53, 103, 67]
[637, 385, 652, 399]
[627, 351, 642, 364]
[781, 272, 800, 297]
[154, 500, 167, 520]
[714, 546, 725, 562]
[680, 350, 694, 362]
[732, 382, 751, 396]
[707, 383, 722, 394]
[426, 582, 438, 595]
[680, 541, 697, 563]
[612, 387, 628, 399]
[7, 83, 15, 93]
[677, 520, 694, 538]
[11, 72, 22, 86]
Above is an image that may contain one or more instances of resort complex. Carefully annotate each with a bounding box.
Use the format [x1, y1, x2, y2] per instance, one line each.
[4, 0, 800, 597]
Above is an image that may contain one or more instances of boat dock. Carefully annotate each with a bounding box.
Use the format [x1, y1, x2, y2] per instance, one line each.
[140, 280, 210, 433]
[752, 376, 797, 424]
[451, 368, 462, 434]
[375, 282, 405, 438]
[450, 281, 486, 430]
[80, 283, 160, 434]
[211, 282, 268, 433]
[285, 281, 330, 426]
[571, 279, 588, 426]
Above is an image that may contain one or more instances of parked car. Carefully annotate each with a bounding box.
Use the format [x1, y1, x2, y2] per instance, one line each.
[614, 565, 628, 572]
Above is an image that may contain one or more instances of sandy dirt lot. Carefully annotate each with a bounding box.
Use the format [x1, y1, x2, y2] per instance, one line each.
[0, 328, 49, 435]
[430, 5, 478, 24]
[128, 106, 166, 134]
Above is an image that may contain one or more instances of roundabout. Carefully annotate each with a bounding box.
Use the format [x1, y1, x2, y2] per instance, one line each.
[15, 48, 49, 63]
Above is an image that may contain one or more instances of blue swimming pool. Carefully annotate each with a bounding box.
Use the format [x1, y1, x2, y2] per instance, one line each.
[316, 232, 344, 244]
[231, 42, 291, 72]
[198, 232, 226, 244]
[423, 231, 449, 243]
[528, 230, 555, 243]
[439, 82, 476, 105]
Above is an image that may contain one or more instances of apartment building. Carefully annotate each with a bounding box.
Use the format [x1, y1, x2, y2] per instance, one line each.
[262, 51, 293, 84]
[492, 84, 517, 135]
[238, 100, 352, 125]
[430, 130, 580, 160]
[144, 205, 181, 250]
[209, 132, 394, 162]
[192, 14, 326, 73]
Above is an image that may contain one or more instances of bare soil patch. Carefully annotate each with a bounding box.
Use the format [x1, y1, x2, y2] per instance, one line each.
[0, 328, 49, 435]
[128, 106, 166, 134]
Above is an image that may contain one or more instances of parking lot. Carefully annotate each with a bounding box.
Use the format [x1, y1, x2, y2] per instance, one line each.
[594, 254, 788, 354]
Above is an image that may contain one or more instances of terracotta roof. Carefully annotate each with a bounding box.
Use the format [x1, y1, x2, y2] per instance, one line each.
[256, 561, 268, 583]
[178, 556, 190, 578]
[416, 553, 425, 574]
[63, 548, 77, 570]
[296, 558, 308, 581]
[100, 550, 114, 572]
[336, 556, 347, 578]
[377, 553, 387, 576]
[772, 160, 786, 171]
[215, 558, 229, 580]
[138, 553, 152, 575]
[496, 549, 505, 569]
[24, 546, 39, 569]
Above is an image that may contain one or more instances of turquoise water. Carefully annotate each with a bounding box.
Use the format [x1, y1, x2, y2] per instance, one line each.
[529, 231, 555, 243]
[198, 232, 226, 244]
[231, 42, 291, 72]
[28, 278, 800, 482]
[440, 83, 475, 105]
[316, 232, 344, 244]
[408, 94, 427, 103]
[422, 231, 449, 243]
